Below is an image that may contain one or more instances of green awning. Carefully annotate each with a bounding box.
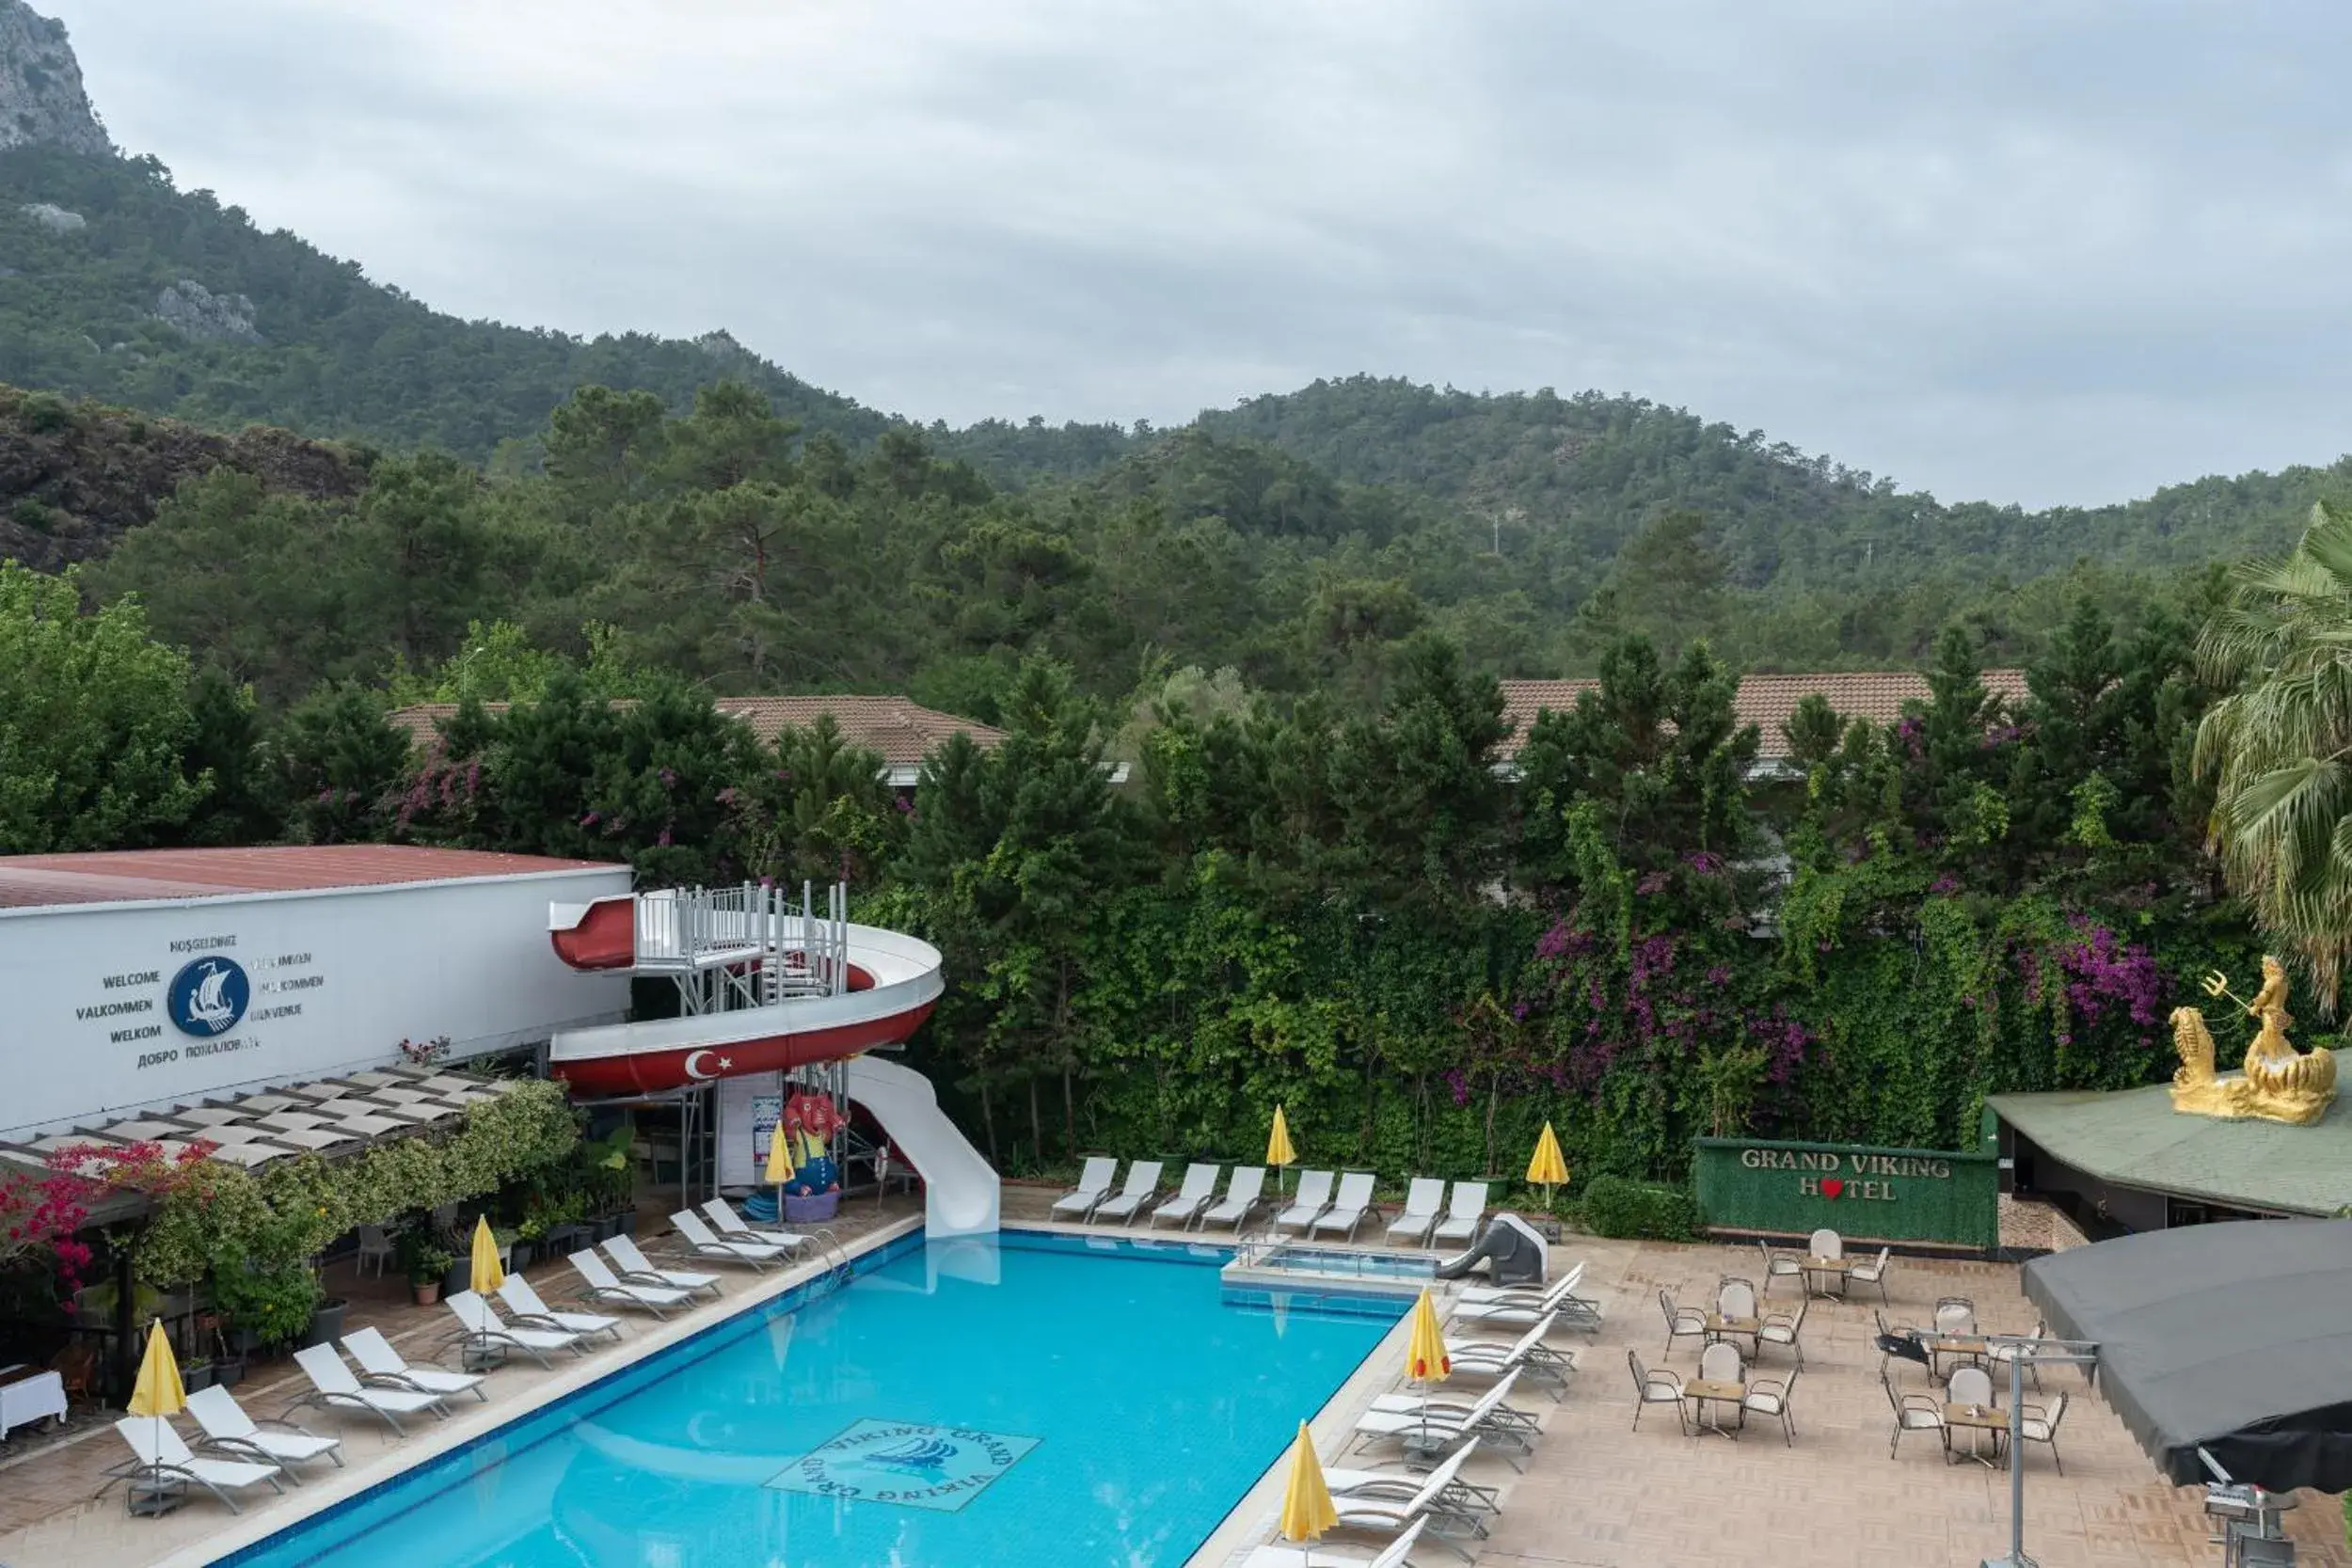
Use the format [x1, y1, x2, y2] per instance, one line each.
[1990, 1083, 2352, 1217]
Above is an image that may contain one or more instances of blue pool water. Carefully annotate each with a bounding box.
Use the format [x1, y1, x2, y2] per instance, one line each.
[223, 1230, 1403, 1568]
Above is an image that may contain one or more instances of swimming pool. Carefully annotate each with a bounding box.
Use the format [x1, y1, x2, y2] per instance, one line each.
[219, 1229, 1405, 1567]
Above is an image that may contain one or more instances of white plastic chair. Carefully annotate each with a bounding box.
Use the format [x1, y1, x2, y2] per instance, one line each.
[354, 1224, 394, 1278]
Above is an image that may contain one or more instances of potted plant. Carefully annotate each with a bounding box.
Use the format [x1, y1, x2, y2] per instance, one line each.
[211, 1259, 324, 1357]
[183, 1354, 215, 1393]
[396, 1227, 453, 1305]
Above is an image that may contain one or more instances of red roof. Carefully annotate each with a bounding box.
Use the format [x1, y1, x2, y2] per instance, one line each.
[0, 846, 623, 911]
[1499, 670, 2030, 760]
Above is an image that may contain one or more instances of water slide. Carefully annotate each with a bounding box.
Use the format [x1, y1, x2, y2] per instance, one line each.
[848, 1053, 1000, 1239]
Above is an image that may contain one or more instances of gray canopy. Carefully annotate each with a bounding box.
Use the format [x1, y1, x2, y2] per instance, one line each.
[2021, 1219, 2352, 1491]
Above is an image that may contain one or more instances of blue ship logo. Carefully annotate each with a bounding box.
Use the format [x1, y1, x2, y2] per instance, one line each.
[770, 1418, 1040, 1512]
[167, 958, 248, 1037]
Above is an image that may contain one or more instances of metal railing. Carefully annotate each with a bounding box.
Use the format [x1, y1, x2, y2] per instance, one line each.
[632, 881, 851, 1006]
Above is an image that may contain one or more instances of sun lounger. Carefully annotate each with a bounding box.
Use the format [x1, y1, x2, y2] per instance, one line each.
[604, 1234, 722, 1299]
[1443, 1311, 1575, 1398]
[671, 1210, 788, 1267]
[183, 1386, 342, 1481]
[701, 1197, 809, 1254]
[1329, 1442, 1486, 1548]
[1352, 1372, 1533, 1468]
[1238, 1516, 1429, 1568]
[1274, 1169, 1336, 1234]
[1149, 1164, 1221, 1228]
[570, 1247, 692, 1315]
[1197, 1165, 1267, 1231]
[1311, 1172, 1380, 1241]
[342, 1325, 487, 1402]
[1384, 1178, 1447, 1246]
[500, 1275, 623, 1342]
[1429, 1180, 1490, 1247]
[446, 1291, 585, 1368]
[1450, 1261, 1600, 1333]
[1324, 1457, 1501, 1523]
[287, 1344, 448, 1435]
[1052, 1155, 1119, 1221]
[1089, 1160, 1165, 1224]
[1455, 1259, 1583, 1306]
[106, 1417, 283, 1514]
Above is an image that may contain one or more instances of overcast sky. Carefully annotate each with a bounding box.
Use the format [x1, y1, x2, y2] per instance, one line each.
[39, 0, 2352, 507]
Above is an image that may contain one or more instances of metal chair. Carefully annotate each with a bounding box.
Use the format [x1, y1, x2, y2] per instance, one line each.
[1628, 1350, 1689, 1435]
[2017, 1392, 2070, 1474]
[1989, 1321, 2047, 1392]
[1742, 1368, 1799, 1446]
[354, 1224, 394, 1279]
[1847, 1243, 1892, 1305]
[1933, 1296, 1977, 1337]
[1659, 1289, 1708, 1359]
[1758, 1298, 1806, 1369]
[1883, 1371, 1946, 1461]
[1757, 1241, 1804, 1297]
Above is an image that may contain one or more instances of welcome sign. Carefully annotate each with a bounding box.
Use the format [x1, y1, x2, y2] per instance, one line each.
[1694, 1137, 1997, 1250]
[770, 1419, 1041, 1512]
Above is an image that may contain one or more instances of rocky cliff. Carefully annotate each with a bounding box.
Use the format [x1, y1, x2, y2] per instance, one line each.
[0, 2, 109, 156]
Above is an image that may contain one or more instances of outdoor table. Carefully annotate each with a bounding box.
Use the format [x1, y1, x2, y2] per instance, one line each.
[1802, 1257, 1853, 1298]
[1683, 1378, 1747, 1438]
[1925, 1335, 1991, 1380]
[1943, 1402, 2007, 1468]
[1704, 1313, 1760, 1353]
[0, 1363, 68, 1443]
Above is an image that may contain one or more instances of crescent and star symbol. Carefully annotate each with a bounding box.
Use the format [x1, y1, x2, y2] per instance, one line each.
[681, 1050, 735, 1080]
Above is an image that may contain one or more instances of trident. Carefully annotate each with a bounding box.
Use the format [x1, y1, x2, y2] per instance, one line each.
[2201, 970, 2257, 1011]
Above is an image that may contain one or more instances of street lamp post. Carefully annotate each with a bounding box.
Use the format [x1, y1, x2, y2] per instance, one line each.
[1979, 1332, 2099, 1568]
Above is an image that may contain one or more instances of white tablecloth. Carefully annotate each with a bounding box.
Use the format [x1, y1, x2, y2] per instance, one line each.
[0, 1364, 68, 1439]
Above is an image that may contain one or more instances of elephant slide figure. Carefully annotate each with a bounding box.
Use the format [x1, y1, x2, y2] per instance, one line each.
[1434, 1213, 1548, 1287]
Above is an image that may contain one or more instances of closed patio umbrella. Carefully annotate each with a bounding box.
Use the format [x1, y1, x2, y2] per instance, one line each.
[1276, 1418, 1337, 1560]
[1405, 1287, 1451, 1443]
[127, 1320, 186, 1507]
[1526, 1122, 1568, 1212]
[469, 1214, 505, 1295]
[1267, 1105, 1297, 1200]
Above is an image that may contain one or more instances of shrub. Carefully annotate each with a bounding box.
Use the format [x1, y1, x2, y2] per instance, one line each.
[1580, 1175, 1701, 1241]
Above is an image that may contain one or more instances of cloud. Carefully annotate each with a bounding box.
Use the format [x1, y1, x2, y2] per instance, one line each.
[40, 0, 2352, 505]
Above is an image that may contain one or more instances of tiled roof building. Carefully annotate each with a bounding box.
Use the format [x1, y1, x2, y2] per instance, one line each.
[1498, 670, 2029, 763]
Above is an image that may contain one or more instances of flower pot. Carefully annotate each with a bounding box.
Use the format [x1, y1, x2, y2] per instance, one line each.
[410, 1279, 442, 1306]
[507, 1241, 534, 1275]
[213, 1356, 246, 1390]
[229, 1327, 263, 1356]
[301, 1299, 349, 1349]
[183, 1363, 216, 1393]
[784, 1191, 841, 1224]
[442, 1262, 471, 1299]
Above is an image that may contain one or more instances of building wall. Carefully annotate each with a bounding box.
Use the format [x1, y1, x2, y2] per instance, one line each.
[1, 867, 632, 1139]
[1692, 1136, 2001, 1251]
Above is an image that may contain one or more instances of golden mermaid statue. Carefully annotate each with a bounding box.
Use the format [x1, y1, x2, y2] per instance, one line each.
[2171, 956, 2337, 1125]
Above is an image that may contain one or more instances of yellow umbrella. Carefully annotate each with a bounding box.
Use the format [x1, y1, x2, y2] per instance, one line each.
[1526, 1121, 1569, 1212]
[469, 1214, 506, 1295]
[1406, 1287, 1451, 1385]
[1267, 1105, 1296, 1199]
[766, 1119, 797, 1186]
[1276, 1419, 1338, 1550]
[127, 1320, 186, 1498]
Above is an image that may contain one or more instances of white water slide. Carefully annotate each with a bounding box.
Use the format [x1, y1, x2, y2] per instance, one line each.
[849, 1053, 1001, 1240]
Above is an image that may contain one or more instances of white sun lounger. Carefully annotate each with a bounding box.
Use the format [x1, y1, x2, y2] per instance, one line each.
[1323, 1457, 1501, 1523]
[604, 1234, 723, 1299]
[1328, 1442, 1484, 1550]
[500, 1274, 624, 1342]
[447, 1291, 584, 1368]
[1238, 1516, 1428, 1568]
[342, 1325, 487, 1402]
[701, 1197, 808, 1254]
[1198, 1165, 1267, 1231]
[1452, 1260, 1601, 1333]
[183, 1386, 342, 1481]
[1052, 1155, 1119, 1221]
[107, 1417, 283, 1514]
[288, 1344, 448, 1435]
[671, 1210, 788, 1268]
[1429, 1180, 1490, 1246]
[569, 1247, 692, 1315]
[1311, 1172, 1380, 1240]
[1385, 1178, 1447, 1246]
[1444, 1312, 1576, 1398]
[1352, 1373, 1531, 1467]
[1089, 1160, 1164, 1224]
[1455, 1259, 1583, 1307]
[1149, 1164, 1221, 1228]
[1274, 1169, 1336, 1234]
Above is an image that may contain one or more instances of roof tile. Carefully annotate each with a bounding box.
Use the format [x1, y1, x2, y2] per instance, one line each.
[386, 695, 1006, 770]
[1499, 669, 2028, 759]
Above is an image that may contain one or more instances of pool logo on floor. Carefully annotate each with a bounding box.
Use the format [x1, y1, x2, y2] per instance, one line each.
[769, 1418, 1041, 1512]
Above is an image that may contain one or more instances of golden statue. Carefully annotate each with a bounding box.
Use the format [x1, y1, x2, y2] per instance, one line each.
[2170, 957, 2338, 1125]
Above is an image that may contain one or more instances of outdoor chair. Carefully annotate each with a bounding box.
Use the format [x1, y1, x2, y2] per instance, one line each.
[1198, 1165, 1267, 1231]
[1444, 1312, 1574, 1400]
[1327, 1444, 1485, 1553]
[1430, 1181, 1490, 1248]
[1877, 1327, 1931, 1383]
[1757, 1298, 1806, 1369]
[701, 1197, 807, 1254]
[1628, 1350, 1688, 1435]
[569, 1247, 691, 1315]
[1883, 1370, 1947, 1461]
[1274, 1169, 1337, 1234]
[355, 1223, 395, 1278]
[183, 1386, 341, 1481]
[287, 1344, 448, 1435]
[1450, 1262, 1590, 1334]
[1988, 1321, 2047, 1392]
[1089, 1160, 1165, 1225]
[1385, 1178, 1447, 1247]
[1807, 1227, 1842, 1259]
[1311, 1172, 1379, 1241]
[1715, 1276, 1758, 1329]
[105, 1417, 283, 1515]
[1238, 1516, 1429, 1568]
[1658, 1288, 1708, 1358]
[342, 1325, 488, 1402]
[604, 1234, 722, 1299]
[1698, 1340, 1743, 1387]
[1052, 1156, 1119, 1221]
[1849, 1244, 1892, 1304]
[445, 1291, 584, 1369]
[670, 1210, 787, 1267]
[1757, 1241, 1804, 1297]
[1352, 1374, 1530, 1468]
[2017, 1392, 2070, 1474]
[1947, 1365, 1994, 1410]
[1933, 1296, 1978, 1337]
[499, 1275, 624, 1343]
[1148, 1164, 1221, 1228]
[1743, 1368, 1799, 1446]
[1326, 1447, 1502, 1522]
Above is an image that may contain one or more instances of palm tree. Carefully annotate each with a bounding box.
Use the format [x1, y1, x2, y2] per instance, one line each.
[2195, 500, 2352, 1009]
